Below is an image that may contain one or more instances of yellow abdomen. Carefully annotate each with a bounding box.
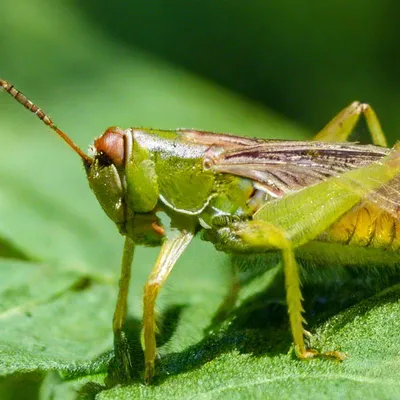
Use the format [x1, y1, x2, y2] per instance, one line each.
[324, 203, 400, 250]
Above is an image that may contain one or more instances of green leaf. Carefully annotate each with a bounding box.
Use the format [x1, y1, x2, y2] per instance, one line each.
[3, 2, 400, 400]
[0, 260, 115, 376]
[36, 282, 400, 400]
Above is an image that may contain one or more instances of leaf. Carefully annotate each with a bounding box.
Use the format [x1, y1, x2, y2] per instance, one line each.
[0, 237, 29, 261]
[0, 260, 115, 376]
[3, 2, 400, 400]
[36, 282, 400, 400]
[40, 372, 107, 400]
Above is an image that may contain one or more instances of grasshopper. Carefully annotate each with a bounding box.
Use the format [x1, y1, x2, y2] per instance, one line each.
[1, 78, 400, 384]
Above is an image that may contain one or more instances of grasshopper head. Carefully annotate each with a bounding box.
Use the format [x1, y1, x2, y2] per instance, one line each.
[86, 127, 128, 233]
[87, 127, 164, 245]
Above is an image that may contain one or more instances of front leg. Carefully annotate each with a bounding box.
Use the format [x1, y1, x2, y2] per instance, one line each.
[142, 229, 194, 384]
[111, 236, 135, 382]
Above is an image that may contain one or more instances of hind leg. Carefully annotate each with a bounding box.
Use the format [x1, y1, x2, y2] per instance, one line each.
[314, 101, 387, 147]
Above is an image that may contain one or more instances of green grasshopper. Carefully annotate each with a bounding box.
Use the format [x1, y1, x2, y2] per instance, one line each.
[2, 78, 400, 384]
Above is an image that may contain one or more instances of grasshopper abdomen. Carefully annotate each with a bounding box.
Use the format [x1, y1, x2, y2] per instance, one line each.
[324, 203, 399, 250]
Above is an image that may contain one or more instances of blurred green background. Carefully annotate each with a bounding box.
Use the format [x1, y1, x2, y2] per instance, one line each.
[79, 0, 400, 139]
[1, 1, 400, 399]
[2, 0, 399, 141]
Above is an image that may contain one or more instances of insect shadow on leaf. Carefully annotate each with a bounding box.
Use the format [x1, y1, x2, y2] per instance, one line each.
[106, 304, 187, 386]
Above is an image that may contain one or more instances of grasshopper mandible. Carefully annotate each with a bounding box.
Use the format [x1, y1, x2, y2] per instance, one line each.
[1, 78, 400, 384]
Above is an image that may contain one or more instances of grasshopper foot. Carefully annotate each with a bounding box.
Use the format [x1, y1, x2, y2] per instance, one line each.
[296, 346, 346, 361]
[144, 361, 155, 385]
[297, 331, 346, 361]
[296, 347, 319, 359]
[112, 329, 135, 382]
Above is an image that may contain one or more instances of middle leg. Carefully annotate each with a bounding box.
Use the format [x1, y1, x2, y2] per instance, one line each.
[142, 229, 194, 383]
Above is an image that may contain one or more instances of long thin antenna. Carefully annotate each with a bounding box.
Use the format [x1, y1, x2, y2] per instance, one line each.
[0, 78, 92, 165]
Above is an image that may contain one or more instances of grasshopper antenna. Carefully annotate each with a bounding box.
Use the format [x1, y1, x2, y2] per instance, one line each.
[0, 78, 93, 165]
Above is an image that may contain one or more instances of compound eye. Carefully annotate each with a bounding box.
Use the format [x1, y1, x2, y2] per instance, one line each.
[94, 127, 125, 167]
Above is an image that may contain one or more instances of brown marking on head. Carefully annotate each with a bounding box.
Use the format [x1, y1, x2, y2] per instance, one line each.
[94, 127, 126, 167]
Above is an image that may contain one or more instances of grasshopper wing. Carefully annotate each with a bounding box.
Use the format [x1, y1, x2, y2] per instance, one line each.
[206, 140, 389, 198]
[364, 175, 400, 218]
